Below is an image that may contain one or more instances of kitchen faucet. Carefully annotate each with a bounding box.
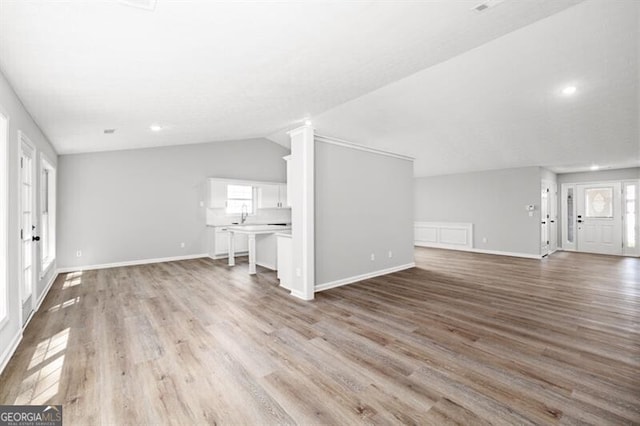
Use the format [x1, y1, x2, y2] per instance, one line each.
[241, 204, 248, 224]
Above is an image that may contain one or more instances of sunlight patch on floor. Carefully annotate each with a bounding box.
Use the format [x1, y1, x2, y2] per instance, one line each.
[15, 328, 70, 405]
[62, 271, 83, 289]
[48, 297, 80, 313]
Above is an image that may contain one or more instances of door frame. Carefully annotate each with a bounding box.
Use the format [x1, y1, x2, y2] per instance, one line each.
[560, 179, 639, 256]
[18, 131, 36, 328]
[541, 180, 558, 257]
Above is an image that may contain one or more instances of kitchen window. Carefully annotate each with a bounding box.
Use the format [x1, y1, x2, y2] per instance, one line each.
[40, 155, 56, 274]
[226, 184, 255, 215]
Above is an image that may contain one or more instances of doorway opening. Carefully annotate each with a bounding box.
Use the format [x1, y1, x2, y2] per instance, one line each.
[561, 180, 639, 256]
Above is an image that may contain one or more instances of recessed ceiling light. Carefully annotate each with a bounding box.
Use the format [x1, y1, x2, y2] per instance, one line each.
[562, 86, 577, 96]
[103, 129, 116, 134]
[304, 119, 313, 126]
[590, 164, 599, 171]
[150, 124, 162, 132]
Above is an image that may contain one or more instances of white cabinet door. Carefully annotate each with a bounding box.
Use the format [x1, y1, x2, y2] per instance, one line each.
[209, 180, 227, 208]
[235, 233, 248, 252]
[278, 184, 288, 208]
[214, 229, 248, 255]
[258, 184, 280, 208]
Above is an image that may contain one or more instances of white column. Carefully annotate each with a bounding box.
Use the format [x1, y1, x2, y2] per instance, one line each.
[228, 231, 235, 266]
[247, 234, 257, 274]
[288, 124, 315, 300]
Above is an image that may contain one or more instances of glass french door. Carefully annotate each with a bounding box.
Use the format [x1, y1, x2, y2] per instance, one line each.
[20, 137, 35, 325]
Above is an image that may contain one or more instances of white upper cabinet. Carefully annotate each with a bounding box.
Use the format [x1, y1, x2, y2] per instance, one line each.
[209, 179, 227, 208]
[258, 184, 288, 208]
[284, 155, 291, 207]
[279, 183, 288, 208]
[258, 184, 280, 208]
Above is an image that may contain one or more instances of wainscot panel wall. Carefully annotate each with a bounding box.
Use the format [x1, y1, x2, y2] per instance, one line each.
[57, 138, 288, 269]
[414, 166, 542, 257]
[0, 69, 58, 373]
[314, 140, 414, 288]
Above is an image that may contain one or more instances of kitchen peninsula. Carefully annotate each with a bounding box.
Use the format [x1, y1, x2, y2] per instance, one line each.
[227, 224, 291, 274]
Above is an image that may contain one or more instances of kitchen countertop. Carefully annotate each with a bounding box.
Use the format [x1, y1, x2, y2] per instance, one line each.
[227, 224, 291, 234]
[207, 222, 291, 228]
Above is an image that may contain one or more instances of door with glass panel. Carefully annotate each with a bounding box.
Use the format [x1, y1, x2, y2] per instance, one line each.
[20, 137, 36, 325]
[576, 183, 622, 255]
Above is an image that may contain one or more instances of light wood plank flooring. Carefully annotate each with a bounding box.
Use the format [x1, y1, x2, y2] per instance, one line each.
[1, 248, 639, 425]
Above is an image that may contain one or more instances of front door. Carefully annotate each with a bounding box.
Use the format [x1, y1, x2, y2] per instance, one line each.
[20, 138, 35, 326]
[576, 183, 622, 255]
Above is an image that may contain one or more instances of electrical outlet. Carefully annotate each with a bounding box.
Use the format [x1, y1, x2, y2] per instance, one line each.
[482, 237, 488, 244]
[296, 268, 301, 277]
[180, 242, 185, 248]
[199, 201, 204, 207]
[76, 250, 82, 257]
[370, 253, 375, 261]
[388, 250, 393, 258]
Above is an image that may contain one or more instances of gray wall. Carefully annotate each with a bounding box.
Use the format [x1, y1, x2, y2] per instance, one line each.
[414, 167, 542, 255]
[58, 138, 288, 268]
[555, 167, 640, 247]
[315, 142, 414, 285]
[0, 69, 58, 364]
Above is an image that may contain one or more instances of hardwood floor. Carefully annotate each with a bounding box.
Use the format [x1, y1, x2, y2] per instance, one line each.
[1, 248, 639, 425]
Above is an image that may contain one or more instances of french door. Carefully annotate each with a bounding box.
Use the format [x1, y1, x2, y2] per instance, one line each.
[576, 183, 622, 255]
[19, 135, 36, 326]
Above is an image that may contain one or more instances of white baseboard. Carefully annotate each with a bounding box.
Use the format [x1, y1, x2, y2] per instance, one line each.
[0, 330, 22, 376]
[35, 270, 59, 311]
[415, 243, 542, 260]
[315, 263, 416, 292]
[209, 252, 248, 260]
[290, 289, 313, 301]
[57, 253, 209, 273]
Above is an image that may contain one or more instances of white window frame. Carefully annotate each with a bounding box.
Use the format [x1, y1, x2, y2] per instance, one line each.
[0, 109, 8, 329]
[39, 153, 56, 275]
[225, 184, 256, 216]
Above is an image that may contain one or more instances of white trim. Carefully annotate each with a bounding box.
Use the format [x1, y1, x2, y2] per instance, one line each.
[35, 269, 58, 311]
[414, 222, 473, 250]
[315, 263, 416, 292]
[315, 134, 414, 162]
[57, 253, 209, 273]
[18, 131, 37, 326]
[209, 251, 248, 260]
[0, 108, 8, 328]
[0, 330, 22, 375]
[415, 243, 542, 259]
[289, 124, 315, 301]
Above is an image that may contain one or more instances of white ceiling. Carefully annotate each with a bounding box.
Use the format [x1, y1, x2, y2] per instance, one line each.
[0, 0, 586, 160]
[271, 0, 640, 176]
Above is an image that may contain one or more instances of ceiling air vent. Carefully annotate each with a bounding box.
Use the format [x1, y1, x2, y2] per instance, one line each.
[104, 129, 116, 134]
[118, 0, 157, 11]
[473, 0, 507, 12]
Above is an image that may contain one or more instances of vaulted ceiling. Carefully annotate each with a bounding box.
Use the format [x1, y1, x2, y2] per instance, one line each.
[1, 0, 637, 176]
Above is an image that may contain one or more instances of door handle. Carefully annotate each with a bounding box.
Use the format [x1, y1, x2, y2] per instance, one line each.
[577, 220, 583, 223]
[541, 221, 546, 224]
[32, 236, 40, 241]
[550, 220, 555, 223]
